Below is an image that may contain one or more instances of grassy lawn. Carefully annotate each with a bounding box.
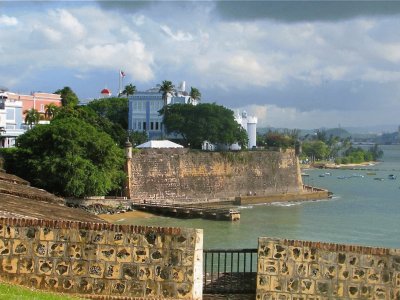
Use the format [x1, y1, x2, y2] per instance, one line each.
[0, 282, 83, 300]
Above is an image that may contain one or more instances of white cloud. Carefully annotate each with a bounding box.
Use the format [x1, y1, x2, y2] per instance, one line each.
[160, 25, 193, 42]
[0, 14, 18, 26]
[237, 104, 400, 129]
[53, 9, 86, 40]
[73, 40, 154, 81]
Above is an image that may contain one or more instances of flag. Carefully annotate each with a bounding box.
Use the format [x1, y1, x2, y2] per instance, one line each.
[120, 70, 126, 77]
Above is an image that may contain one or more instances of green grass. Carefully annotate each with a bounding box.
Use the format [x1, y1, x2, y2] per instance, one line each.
[0, 282, 83, 300]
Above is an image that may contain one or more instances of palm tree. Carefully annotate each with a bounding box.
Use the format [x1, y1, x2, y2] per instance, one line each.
[44, 103, 59, 120]
[189, 87, 201, 104]
[158, 80, 175, 137]
[159, 80, 175, 108]
[122, 83, 136, 98]
[24, 108, 40, 129]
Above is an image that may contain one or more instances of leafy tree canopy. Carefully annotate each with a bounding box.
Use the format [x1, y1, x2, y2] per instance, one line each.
[53, 106, 128, 147]
[161, 103, 248, 149]
[258, 131, 296, 149]
[3, 117, 124, 198]
[55, 86, 79, 107]
[86, 97, 129, 129]
[302, 140, 330, 160]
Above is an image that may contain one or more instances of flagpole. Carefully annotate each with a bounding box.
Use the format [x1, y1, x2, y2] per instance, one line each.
[118, 70, 121, 96]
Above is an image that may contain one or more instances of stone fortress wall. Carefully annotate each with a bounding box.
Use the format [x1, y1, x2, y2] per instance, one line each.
[257, 237, 400, 299]
[0, 217, 203, 300]
[129, 149, 303, 202]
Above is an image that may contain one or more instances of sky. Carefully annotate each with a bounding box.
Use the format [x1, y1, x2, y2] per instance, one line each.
[1, 1, 400, 131]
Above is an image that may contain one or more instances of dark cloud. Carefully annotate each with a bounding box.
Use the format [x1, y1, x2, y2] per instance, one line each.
[95, 0, 154, 12]
[215, 1, 400, 22]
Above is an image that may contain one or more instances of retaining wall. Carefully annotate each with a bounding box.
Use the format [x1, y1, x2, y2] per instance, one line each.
[0, 217, 203, 299]
[129, 149, 303, 201]
[257, 237, 400, 299]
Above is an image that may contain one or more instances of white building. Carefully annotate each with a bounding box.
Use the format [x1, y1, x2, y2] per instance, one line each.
[0, 91, 24, 148]
[128, 81, 193, 139]
[235, 111, 258, 149]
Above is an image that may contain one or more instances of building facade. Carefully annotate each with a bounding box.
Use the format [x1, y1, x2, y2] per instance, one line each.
[0, 90, 61, 148]
[128, 82, 192, 140]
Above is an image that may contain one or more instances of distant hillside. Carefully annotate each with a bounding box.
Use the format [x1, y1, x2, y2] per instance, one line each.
[324, 128, 351, 139]
[257, 127, 351, 139]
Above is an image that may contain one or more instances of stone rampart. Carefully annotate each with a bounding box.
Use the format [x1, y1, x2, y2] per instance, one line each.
[0, 217, 203, 299]
[129, 149, 303, 201]
[257, 237, 400, 299]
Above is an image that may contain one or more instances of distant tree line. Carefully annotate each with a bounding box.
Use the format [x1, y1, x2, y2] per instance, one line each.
[257, 129, 383, 164]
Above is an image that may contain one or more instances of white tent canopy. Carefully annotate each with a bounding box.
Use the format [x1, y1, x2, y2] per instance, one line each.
[136, 140, 184, 149]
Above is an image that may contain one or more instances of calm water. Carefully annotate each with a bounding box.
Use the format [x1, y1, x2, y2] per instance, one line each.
[116, 145, 400, 249]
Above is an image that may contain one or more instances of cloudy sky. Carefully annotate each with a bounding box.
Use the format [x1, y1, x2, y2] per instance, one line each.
[1, 1, 400, 130]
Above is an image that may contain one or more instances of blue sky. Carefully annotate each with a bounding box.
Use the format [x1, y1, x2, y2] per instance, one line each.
[1, 1, 400, 130]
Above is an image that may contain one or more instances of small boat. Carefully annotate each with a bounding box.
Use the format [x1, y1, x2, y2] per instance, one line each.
[351, 174, 364, 178]
[366, 172, 376, 175]
[325, 172, 332, 176]
[388, 174, 397, 180]
[319, 174, 325, 177]
[301, 173, 310, 177]
[337, 176, 347, 179]
[374, 178, 384, 181]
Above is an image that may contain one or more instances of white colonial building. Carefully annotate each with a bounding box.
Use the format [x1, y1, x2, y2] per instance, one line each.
[0, 91, 24, 148]
[128, 81, 194, 139]
[235, 111, 258, 149]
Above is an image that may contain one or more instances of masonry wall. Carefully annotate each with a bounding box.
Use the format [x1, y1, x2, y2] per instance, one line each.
[129, 149, 303, 201]
[257, 237, 400, 299]
[0, 217, 203, 299]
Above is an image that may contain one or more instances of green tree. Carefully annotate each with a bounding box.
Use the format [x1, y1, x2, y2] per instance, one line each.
[302, 140, 329, 160]
[86, 97, 128, 129]
[55, 86, 79, 107]
[121, 83, 136, 98]
[10, 117, 124, 198]
[24, 108, 40, 128]
[261, 131, 296, 149]
[161, 103, 248, 149]
[44, 103, 59, 120]
[189, 87, 201, 104]
[129, 130, 148, 146]
[54, 105, 128, 147]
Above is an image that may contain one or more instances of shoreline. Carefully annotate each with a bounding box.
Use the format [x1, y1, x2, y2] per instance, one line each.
[301, 161, 379, 170]
[98, 210, 155, 223]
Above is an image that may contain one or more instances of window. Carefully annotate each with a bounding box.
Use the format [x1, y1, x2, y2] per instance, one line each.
[40, 104, 45, 112]
[155, 122, 159, 130]
[150, 122, 154, 130]
[138, 122, 141, 130]
[6, 108, 14, 121]
[143, 122, 146, 130]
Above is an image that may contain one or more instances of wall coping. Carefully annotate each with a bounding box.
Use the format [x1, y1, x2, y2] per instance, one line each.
[259, 237, 400, 256]
[0, 216, 183, 235]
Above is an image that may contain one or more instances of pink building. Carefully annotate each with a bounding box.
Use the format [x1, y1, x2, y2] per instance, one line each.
[6, 92, 62, 117]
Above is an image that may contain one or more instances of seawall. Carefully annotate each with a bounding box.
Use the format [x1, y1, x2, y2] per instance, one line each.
[128, 149, 304, 202]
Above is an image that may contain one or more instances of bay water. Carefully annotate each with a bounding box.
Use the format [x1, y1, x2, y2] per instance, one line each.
[115, 145, 400, 249]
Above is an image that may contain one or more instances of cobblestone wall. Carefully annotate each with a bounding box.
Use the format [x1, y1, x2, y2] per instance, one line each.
[0, 217, 203, 299]
[257, 237, 400, 299]
[129, 149, 302, 201]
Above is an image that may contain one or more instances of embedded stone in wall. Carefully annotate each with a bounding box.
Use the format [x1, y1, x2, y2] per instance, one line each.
[0, 217, 202, 299]
[257, 237, 399, 300]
